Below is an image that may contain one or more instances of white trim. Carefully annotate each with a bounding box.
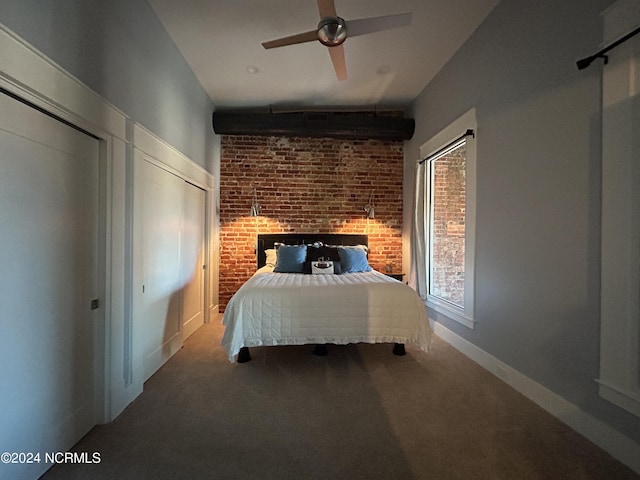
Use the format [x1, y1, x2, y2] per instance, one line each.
[0, 23, 139, 424]
[131, 125, 215, 381]
[133, 123, 214, 190]
[0, 20, 218, 427]
[420, 108, 477, 329]
[433, 322, 640, 475]
[0, 23, 127, 140]
[598, 0, 640, 419]
[103, 136, 142, 421]
[597, 381, 640, 419]
[427, 297, 475, 329]
[419, 109, 476, 159]
[602, 0, 640, 44]
[132, 123, 215, 323]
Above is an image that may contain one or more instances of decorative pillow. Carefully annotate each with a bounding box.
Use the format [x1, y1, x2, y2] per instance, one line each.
[306, 245, 340, 262]
[264, 249, 277, 267]
[338, 246, 372, 273]
[303, 260, 342, 274]
[326, 244, 369, 254]
[274, 244, 307, 273]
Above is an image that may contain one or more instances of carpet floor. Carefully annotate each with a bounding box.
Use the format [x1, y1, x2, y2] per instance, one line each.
[40, 320, 639, 480]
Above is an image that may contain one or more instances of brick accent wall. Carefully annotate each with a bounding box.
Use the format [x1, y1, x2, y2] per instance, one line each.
[219, 135, 404, 310]
[430, 145, 466, 305]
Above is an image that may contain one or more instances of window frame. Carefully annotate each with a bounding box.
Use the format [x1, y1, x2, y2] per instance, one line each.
[597, 0, 640, 418]
[420, 109, 477, 329]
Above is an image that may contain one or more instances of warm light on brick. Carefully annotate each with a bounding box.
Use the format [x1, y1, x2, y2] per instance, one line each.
[219, 135, 404, 309]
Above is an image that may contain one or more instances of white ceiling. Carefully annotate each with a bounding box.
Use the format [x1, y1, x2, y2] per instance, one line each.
[148, 0, 499, 110]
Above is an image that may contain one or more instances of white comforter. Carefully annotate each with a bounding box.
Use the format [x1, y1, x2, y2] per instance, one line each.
[222, 267, 430, 362]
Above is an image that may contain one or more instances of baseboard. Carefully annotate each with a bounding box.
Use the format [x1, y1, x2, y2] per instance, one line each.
[208, 304, 220, 322]
[433, 322, 640, 475]
[107, 380, 143, 423]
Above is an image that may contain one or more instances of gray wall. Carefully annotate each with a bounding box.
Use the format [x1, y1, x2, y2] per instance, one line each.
[406, 0, 640, 443]
[1, 0, 216, 172]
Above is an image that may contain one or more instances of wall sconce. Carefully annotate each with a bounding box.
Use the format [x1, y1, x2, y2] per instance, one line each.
[364, 191, 375, 219]
[250, 189, 261, 217]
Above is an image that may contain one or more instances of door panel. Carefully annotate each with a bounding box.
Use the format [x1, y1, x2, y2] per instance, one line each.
[0, 93, 99, 480]
[181, 182, 205, 339]
[133, 160, 207, 380]
[137, 160, 184, 379]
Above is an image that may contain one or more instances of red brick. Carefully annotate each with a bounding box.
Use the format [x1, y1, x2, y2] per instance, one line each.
[219, 134, 404, 309]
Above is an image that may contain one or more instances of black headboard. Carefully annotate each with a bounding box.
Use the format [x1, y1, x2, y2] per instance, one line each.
[257, 233, 368, 269]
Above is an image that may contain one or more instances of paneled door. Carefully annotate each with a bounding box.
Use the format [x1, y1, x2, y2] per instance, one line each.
[134, 159, 207, 380]
[0, 92, 99, 480]
[136, 159, 184, 380]
[181, 182, 206, 340]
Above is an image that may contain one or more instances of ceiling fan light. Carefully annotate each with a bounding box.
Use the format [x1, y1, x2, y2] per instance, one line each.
[317, 17, 347, 46]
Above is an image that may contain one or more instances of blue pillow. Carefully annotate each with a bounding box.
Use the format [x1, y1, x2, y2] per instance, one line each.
[338, 246, 372, 273]
[274, 244, 307, 273]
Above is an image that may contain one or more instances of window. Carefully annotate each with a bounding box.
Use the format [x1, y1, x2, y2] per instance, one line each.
[597, 0, 640, 418]
[428, 139, 467, 308]
[420, 109, 476, 328]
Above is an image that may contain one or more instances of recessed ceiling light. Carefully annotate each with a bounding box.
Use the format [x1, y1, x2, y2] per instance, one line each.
[246, 66, 260, 74]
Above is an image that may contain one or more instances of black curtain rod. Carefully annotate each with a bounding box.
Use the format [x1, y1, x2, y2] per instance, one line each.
[576, 25, 640, 70]
[418, 129, 474, 165]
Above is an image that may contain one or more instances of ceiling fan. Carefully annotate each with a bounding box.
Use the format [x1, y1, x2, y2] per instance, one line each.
[261, 0, 411, 81]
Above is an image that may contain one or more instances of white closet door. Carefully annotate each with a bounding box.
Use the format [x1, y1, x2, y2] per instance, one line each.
[0, 93, 99, 480]
[181, 182, 206, 340]
[136, 159, 184, 380]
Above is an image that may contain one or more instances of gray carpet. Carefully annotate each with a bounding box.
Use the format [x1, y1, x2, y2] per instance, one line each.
[41, 320, 639, 480]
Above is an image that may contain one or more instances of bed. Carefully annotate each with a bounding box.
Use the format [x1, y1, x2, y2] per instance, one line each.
[221, 233, 430, 363]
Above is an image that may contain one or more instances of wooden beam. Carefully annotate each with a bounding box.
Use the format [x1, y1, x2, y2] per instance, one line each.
[212, 111, 414, 141]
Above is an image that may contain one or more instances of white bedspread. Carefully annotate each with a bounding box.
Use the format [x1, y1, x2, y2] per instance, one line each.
[222, 267, 430, 362]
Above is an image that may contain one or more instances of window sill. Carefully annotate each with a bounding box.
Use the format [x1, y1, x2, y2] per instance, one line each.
[597, 380, 640, 419]
[426, 295, 475, 329]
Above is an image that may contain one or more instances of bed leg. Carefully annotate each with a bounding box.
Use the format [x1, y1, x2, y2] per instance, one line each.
[237, 347, 251, 363]
[392, 343, 406, 356]
[313, 345, 328, 356]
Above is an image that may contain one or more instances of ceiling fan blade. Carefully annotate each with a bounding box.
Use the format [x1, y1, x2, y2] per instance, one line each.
[261, 30, 319, 49]
[345, 13, 412, 38]
[327, 44, 347, 81]
[317, 0, 337, 19]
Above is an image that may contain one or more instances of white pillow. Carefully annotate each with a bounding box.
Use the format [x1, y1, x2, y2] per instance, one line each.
[265, 249, 277, 267]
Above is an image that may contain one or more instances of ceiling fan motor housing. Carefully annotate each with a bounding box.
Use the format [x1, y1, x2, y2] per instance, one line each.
[317, 17, 347, 46]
